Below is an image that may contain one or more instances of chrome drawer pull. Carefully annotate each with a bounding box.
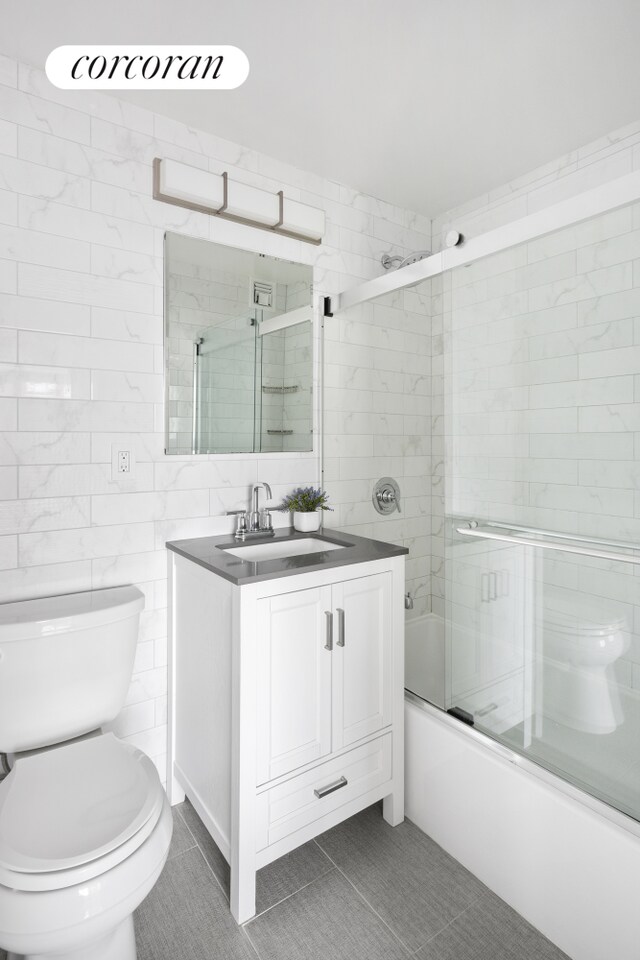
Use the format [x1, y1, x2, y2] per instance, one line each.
[314, 775, 348, 799]
[324, 610, 333, 650]
[336, 607, 345, 647]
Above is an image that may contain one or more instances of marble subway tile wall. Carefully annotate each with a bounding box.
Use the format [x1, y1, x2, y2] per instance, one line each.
[0, 52, 431, 782]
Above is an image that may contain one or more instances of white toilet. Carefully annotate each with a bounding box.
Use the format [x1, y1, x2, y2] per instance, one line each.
[541, 588, 629, 735]
[0, 586, 173, 960]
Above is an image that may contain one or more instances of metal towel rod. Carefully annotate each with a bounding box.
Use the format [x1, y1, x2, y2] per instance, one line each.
[454, 521, 640, 567]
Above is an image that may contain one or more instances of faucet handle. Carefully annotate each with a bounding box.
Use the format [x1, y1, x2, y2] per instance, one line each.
[227, 509, 247, 537]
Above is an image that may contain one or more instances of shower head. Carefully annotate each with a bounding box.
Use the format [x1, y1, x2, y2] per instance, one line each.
[381, 250, 431, 271]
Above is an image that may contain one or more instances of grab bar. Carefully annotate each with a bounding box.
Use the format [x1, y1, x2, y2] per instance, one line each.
[454, 521, 640, 567]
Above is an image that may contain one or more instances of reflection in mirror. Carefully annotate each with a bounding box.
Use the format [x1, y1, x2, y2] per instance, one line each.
[165, 232, 313, 455]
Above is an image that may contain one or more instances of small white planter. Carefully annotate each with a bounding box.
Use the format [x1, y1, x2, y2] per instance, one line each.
[293, 511, 321, 533]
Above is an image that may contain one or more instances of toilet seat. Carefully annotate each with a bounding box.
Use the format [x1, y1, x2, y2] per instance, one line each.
[0, 733, 164, 893]
[541, 589, 626, 638]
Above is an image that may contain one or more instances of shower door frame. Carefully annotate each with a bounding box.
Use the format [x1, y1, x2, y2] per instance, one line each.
[335, 169, 640, 311]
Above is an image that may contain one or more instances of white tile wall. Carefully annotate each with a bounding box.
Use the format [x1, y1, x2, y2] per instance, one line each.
[0, 53, 430, 783]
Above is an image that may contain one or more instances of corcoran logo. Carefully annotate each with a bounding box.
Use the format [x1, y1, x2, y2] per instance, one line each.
[46, 45, 249, 90]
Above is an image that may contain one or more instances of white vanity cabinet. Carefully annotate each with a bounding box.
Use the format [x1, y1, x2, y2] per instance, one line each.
[168, 545, 405, 924]
[256, 573, 393, 784]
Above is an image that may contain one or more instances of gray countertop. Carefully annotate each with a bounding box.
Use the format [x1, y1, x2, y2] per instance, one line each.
[166, 526, 408, 586]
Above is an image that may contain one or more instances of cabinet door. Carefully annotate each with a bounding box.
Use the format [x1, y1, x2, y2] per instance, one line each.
[256, 586, 333, 785]
[332, 573, 393, 750]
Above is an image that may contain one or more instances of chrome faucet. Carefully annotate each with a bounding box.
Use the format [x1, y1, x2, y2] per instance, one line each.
[229, 482, 275, 541]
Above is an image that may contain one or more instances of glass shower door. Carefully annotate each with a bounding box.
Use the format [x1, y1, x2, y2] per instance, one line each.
[194, 316, 258, 454]
[442, 201, 640, 822]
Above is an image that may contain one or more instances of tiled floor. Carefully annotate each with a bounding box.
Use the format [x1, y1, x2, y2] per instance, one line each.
[133, 801, 570, 960]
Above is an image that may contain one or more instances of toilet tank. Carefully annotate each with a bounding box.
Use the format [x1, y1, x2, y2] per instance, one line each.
[0, 586, 144, 753]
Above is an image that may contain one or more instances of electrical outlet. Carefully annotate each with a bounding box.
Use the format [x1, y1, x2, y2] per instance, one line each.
[111, 443, 136, 481]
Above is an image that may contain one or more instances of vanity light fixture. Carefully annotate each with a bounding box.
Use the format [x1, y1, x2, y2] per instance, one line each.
[153, 158, 325, 244]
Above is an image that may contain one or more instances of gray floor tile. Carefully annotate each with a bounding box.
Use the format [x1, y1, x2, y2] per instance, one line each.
[256, 841, 334, 915]
[245, 869, 409, 960]
[316, 804, 486, 953]
[179, 797, 231, 894]
[135, 847, 256, 960]
[168, 803, 197, 860]
[415, 890, 570, 960]
[180, 797, 334, 914]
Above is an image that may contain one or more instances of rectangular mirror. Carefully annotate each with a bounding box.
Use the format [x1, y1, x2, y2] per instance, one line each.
[164, 232, 314, 455]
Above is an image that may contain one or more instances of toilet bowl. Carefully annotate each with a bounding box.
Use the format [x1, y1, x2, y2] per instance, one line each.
[541, 589, 629, 735]
[0, 587, 173, 960]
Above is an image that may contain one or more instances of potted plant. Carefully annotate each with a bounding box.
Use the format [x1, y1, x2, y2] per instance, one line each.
[280, 486, 333, 533]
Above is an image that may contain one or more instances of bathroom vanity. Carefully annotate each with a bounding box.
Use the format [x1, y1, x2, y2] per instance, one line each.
[167, 528, 407, 923]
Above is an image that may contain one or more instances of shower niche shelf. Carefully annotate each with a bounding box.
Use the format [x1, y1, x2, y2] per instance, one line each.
[262, 384, 299, 394]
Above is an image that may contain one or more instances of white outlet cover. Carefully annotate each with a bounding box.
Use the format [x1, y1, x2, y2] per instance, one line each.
[111, 443, 136, 481]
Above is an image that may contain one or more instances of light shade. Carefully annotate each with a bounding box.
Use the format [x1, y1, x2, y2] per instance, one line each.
[158, 159, 224, 211]
[225, 180, 280, 225]
[281, 198, 325, 241]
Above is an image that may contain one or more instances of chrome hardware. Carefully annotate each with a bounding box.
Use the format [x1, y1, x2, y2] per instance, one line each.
[481, 572, 489, 603]
[324, 611, 333, 651]
[404, 592, 414, 610]
[489, 571, 497, 601]
[373, 477, 401, 516]
[445, 229, 463, 248]
[232, 483, 276, 540]
[381, 250, 431, 271]
[454, 519, 640, 567]
[262, 385, 298, 395]
[235, 510, 247, 538]
[336, 607, 345, 647]
[314, 775, 348, 799]
[476, 701, 501, 718]
[227, 510, 248, 538]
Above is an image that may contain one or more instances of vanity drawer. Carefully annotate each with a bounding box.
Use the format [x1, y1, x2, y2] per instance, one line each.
[255, 733, 392, 851]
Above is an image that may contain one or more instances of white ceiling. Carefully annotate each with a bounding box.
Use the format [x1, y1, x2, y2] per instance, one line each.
[3, 0, 640, 217]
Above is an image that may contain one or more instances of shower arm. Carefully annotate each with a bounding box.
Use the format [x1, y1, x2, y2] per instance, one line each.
[381, 250, 431, 271]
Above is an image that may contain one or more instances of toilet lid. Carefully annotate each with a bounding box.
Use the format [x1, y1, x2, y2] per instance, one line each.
[541, 588, 626, 635]
[0, 733, 163, 875]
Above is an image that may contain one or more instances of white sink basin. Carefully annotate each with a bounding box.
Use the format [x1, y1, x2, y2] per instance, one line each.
[223, 537, 346, 562]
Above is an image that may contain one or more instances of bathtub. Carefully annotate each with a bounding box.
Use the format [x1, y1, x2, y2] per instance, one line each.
[405, 613, 640, 960]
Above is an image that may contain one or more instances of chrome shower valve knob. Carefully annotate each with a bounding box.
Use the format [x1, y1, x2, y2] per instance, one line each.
[373, 477, 401, 515]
